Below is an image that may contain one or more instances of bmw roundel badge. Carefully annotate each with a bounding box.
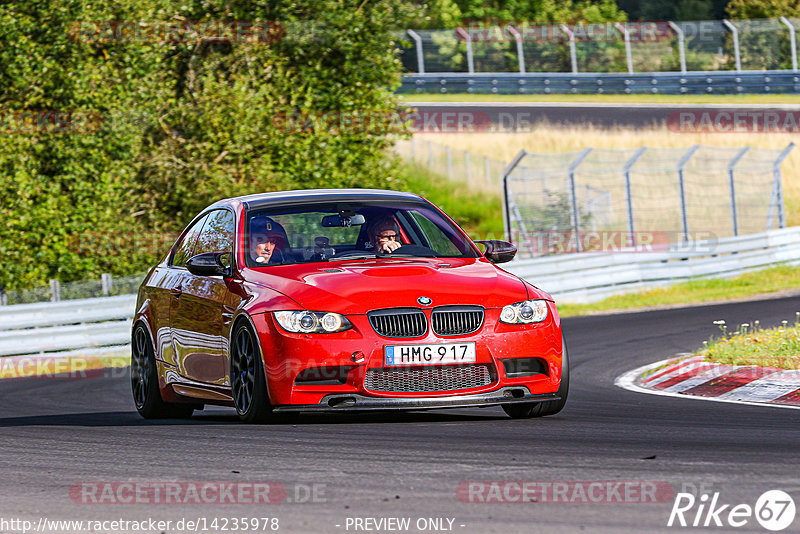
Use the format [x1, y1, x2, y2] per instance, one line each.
[417, 296, 432, 305]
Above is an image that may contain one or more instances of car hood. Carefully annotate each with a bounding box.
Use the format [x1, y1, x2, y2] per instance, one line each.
[244, 257, 539, 314]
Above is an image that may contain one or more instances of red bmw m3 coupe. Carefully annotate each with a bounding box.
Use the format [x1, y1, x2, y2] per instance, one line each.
[131, 189, 568, 422]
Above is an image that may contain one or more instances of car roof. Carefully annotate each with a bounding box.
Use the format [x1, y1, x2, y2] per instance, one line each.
[211, 189, 427, 211]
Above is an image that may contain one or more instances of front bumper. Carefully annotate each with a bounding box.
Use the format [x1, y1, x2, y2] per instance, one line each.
[251, 306, 563, 407]
[272, 387, 559, 413]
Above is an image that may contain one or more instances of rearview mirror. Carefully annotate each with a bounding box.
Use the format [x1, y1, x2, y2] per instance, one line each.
[186, 252, 231, 277]
[475, 240, 517, 264]
[321, 214, 366, 227]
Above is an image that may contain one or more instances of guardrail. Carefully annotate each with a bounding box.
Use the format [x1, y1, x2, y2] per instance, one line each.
[505, 227, 800, 303]
[399, 71, 800, 95]
[2, 228, 799, 354]
[0, 295, 135, 357]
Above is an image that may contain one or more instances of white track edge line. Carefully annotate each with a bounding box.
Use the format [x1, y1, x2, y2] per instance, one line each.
[614, 357, 800, 411]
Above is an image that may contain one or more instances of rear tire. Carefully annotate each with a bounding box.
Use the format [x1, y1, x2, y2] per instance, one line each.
[131, 324, 196, 419]
[231, 322, 274, 423]
[503, 334, 570, 419]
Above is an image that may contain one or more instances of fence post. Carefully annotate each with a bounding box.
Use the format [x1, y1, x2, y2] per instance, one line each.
[559, 25, 578, 74]
[456, 27, 475, 74]
[568, 148, 593, 252]
[727, 146, 750, 236]
[427, 140, 433, 169]
[410, 137, 416, 161]
[464, 151, 471, 186]
[502, 150, 529, 242]
[49, 279, 61, 302]
[667, 22, 687, 74]
[722, 20, 742, 73]
[507, 25, 525, 74]
[101, 273, 113, 296]
[614, 23, 634, 74]
[446, 146, 453, 179]
[623, 147, 647, 242]
[484, 155, 491, 186]
[677, 145, 700, 243]
[781, 17, 798, 71]
[407, 30, 425, 74]
[0, 287, 6, 306]
[773, 143, 794, 229]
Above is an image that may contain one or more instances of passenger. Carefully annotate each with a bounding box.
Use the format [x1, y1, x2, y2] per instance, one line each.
[368, 216, 402, 254]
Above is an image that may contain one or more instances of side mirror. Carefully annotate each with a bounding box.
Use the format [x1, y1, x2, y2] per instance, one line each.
[475, 240, 517, 264]
[186, 252, 231, 277]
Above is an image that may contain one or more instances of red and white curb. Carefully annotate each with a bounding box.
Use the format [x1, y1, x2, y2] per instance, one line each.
[615, 354, 800, 410]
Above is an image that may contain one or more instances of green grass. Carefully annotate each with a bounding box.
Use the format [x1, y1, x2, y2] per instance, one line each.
[558, 265, 800, 317]
[398, 93, 800, 105]
[702, 319, 800, 370]
[398, 161, 504, 239]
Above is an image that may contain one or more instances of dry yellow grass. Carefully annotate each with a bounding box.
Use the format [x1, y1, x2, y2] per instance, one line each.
[417, 125, 800, 226]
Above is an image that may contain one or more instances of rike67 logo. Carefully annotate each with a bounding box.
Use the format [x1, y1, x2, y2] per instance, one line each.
[668, 490, 796, 531]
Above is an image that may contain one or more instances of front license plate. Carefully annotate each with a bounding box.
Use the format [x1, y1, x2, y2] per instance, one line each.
[384, 342, 476, 366]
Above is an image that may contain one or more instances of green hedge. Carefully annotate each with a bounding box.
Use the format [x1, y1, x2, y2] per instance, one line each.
[0, 0, 415, 290]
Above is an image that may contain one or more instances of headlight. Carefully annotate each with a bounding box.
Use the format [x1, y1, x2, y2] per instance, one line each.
[499, 300, 548, 324]
[274, 311, 352, 333]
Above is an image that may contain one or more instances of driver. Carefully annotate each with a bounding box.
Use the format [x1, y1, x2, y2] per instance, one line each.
[250, 217, 289, 264]
[368, 216, 402, 254]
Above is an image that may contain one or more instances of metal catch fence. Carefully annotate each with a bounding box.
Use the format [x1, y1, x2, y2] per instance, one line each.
[402, 18, 800, 75]
[502, 143, 795, 258]
[0, 273, 145, 306]
[395, 137, 507, 192]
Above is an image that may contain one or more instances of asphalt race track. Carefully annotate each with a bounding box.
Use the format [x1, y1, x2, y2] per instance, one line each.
[2, 296, 800, 533]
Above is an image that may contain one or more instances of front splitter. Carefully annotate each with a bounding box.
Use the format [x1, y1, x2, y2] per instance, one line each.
[272, 387, 559, 413]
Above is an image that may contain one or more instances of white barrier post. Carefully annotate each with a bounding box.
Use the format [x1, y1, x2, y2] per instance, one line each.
[559, 25, 578, 74]
[101, 273, 113, 296]
[623, 147, 647, 240]
[49, 279, 61, 302]
[667, 22, 687, 74]
[507, 25, 525, 74]
[727, 146, 750, 236]
[502, 150, 529, 242]
[456, 27, 475, 74]
[407, 30, 425, 74]
[614, 23, 634, 74]
[780, 17, 798, 71]
[677, 145, 700, 243]
[722, 20, 742, 73]
[568, 149, 593, 252]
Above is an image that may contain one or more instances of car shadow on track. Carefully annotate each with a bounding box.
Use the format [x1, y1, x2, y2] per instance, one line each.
[0, 409, 511, 427]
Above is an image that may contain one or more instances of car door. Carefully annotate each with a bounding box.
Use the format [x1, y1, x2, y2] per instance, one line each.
[160, 213, 209, 369]
[170, 209, 235, 386]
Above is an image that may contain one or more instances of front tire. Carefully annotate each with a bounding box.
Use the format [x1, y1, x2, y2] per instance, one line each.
[231, 322, 273, 423]
[131, 324, 195, 419]
[503, 334, 570, 419]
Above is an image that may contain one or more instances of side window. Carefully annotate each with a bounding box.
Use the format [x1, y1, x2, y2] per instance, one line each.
[171, 214, 209, 268]
[410, 211, 461, 256]
[195, 210, 235, 267]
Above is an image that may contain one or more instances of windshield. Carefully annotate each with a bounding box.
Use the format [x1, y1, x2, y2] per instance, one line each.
[244, 200, 479, 266]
